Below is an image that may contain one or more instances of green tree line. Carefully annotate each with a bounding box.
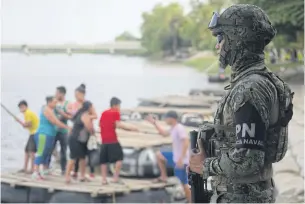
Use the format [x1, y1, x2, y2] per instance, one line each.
[137, 0, 304, 55]
[236, 0, 304, 49]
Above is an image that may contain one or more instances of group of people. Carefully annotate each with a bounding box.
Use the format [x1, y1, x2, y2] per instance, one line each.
[15, 84, 140, 183]
[17, 84, 95, 180]
[16, 84, 192, 202]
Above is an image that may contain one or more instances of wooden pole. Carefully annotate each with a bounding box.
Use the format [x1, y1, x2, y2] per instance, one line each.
[1, 103, 18, 119]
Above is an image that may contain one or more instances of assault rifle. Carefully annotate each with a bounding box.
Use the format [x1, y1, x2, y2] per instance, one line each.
[188, 124, 215, 203]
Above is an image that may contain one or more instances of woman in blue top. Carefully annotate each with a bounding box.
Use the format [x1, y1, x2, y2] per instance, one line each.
[32, 96, 71, 180]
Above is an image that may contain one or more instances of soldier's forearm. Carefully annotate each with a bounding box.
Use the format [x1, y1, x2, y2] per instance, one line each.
[219, 148, 265, 177]
[204, 148, 265, 178]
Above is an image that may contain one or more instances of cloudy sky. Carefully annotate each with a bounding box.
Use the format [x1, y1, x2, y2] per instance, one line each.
[1, 0, 200, 44]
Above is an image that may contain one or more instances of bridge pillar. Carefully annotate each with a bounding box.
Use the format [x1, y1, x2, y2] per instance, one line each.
[66, 48, 72, 56]
[109, 47, 115, 54]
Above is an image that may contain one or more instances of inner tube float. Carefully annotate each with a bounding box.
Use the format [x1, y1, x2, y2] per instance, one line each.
[49, 192, 96, 203]
[181, 113, 203, 127]
[1, 183, 28, 203]
[208, 75, 230, 83]
[108, 145, 173, 178]
[114, 189, 171, 203]
[130, 112, 142, 120]
[120, 113, 131, 121]
[109, 147, 159, 178]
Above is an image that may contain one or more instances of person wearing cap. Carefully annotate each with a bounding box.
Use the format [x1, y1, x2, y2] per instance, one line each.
[146, 111, 191, 203]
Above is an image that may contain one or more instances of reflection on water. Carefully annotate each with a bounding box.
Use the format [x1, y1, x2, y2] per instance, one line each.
[1, 53, 222, 172]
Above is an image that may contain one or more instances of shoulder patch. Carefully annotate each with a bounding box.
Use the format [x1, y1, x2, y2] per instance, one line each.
[230, 83, 250, 112]
[235, 93, 245, 106]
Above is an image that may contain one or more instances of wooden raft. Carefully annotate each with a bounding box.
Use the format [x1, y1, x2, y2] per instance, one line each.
[1, 171, 176, 198]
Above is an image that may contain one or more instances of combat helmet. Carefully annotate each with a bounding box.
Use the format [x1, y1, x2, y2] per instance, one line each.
[208, 4, 276, 70]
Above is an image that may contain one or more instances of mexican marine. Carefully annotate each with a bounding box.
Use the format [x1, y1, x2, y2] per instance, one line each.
[189, 4, 294, 203]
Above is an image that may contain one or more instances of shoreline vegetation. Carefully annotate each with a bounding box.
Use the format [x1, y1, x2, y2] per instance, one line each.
[116, 0, 304, 74]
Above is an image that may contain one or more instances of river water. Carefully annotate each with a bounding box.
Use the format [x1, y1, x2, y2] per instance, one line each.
[1, 53, 222, 172]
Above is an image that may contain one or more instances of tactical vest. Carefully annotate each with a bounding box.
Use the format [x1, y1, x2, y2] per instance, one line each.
[214, 70, 293, 163]
[260, 71, 294, 163]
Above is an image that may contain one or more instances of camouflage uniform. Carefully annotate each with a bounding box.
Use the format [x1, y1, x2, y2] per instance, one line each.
[203, 4, 294, 203]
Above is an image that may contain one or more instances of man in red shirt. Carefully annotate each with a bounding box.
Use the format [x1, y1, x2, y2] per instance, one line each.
[99, 97, 138, 184]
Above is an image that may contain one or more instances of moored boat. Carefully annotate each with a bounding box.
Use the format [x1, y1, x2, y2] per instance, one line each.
[120, 107, 214, 127]
[137, 95, 220, 108]
[189, 88, 226, 97]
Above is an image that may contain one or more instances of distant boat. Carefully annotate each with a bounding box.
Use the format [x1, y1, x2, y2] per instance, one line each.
[208, 74, 230, 83]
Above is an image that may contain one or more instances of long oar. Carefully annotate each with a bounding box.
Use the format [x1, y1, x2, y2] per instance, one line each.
[0, 103, 25, 127]
[1, 103, 19, 119]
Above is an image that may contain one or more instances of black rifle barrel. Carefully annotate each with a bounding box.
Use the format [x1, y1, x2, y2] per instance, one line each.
[189, 130, 209, 203]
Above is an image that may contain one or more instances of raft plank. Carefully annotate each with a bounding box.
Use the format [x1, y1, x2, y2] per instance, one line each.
[121, 106, 213, 116]
[94, 132, 172, 149]
[0, 171, 175, 197]
[118, 122, 195, 134]
[116, 125, 194, 141]
[119, 137, 172, 148]
[55, 173, 163, 190]
[125, 120, 169, 127]
[138, 95, 220, 106]
[1, 173, 124, 194]
[124, 121, 172, 131]
[1, 177, 117, 195]
[117, 130, 163, 138]
[46, 174, 161, 192]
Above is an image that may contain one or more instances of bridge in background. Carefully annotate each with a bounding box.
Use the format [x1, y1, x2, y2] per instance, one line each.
[1, 41, 145, 55]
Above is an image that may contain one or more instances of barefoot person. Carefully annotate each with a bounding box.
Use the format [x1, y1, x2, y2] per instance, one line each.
[16, 100, 39, 173]
[65, 101, 95, 183]
[99, 97, 139, 184]
[32, 96, 71, 180]
[47, 86, 72, 175]
[146, 111, 191, 203]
